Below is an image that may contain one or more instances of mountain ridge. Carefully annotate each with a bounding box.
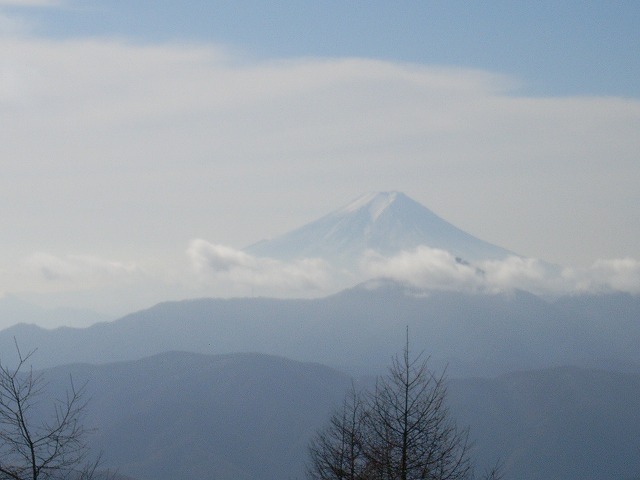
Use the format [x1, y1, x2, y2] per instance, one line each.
[3, 283, 639, 378]
[32, 351, 640, 480]
[245, 191, 514, 264]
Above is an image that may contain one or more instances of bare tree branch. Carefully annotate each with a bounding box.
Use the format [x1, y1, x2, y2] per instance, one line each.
[0, 340, 112, 480]
[307, 332, 492, 480]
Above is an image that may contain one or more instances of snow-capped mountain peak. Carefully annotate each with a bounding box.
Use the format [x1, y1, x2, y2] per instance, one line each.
[245, 192, 513, 265]
[340, 191, 399, 221]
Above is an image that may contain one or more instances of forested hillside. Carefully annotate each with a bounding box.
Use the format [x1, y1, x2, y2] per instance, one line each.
[25, 351, 640, 480]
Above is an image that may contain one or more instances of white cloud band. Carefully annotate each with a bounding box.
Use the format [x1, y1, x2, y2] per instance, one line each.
[360, 246, 640, 296]
[187, 239, 332, 291]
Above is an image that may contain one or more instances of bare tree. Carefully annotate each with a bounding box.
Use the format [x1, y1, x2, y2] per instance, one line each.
[0, 342, 104, 480]
[307, 385, 368, 480]
[308, 334, 489, 480]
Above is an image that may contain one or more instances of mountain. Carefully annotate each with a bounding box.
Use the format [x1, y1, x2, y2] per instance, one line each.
[3, 283, 639, 377]
[35, 352, 640, 480]
[43, 352, 351, 480]
[245, 191, 513, 264]
[449, 366, 640, 480]
[0, 294, 108, 330]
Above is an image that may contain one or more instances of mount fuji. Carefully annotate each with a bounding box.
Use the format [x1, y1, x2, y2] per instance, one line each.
[245, 192, 514, 266]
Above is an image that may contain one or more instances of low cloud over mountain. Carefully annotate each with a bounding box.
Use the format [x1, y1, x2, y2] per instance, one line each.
[363, 246, 640, 296]
[6, 192, 640, 324]
[187, 239, 333, 292]
[187, 192, 640, 297]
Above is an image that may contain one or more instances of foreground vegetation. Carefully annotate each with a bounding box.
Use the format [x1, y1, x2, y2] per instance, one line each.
[308, 336, 500, 480]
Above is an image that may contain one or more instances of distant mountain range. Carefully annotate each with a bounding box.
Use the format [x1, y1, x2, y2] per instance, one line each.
[3, 282, 639, 378]
[45, 352, 350, 480]
[245, 191, 514, 265]
[35, 351, 640, 480]
[0, 294, 109, 329]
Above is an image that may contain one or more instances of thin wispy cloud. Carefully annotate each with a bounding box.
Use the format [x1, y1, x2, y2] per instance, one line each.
[0, 11, 25, 36]
[563, 258, 640, 295]
[26, 252, 139, 285]
[187, 239, 332, 292]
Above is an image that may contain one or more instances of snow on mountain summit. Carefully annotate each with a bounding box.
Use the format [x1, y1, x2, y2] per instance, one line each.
[245, 192, 513, 265]
[340, 191, 399, 221]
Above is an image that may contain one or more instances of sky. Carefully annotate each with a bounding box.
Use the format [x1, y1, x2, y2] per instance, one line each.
[1, 1, 639, 322]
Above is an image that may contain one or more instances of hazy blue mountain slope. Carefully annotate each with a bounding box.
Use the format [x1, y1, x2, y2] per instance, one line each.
[0, 295, 108, 329]
[552, 292, 640, 371]
[2, 285, 640, 377]
[246, 192, 513, 264]
[43, 352, 351, 480]
[450, 366, 640, 480]
[33, 354, 640, 480]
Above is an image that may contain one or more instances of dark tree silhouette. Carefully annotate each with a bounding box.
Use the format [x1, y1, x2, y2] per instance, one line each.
[307, 385, 368, 480]
[0, 342, 105, 480]
[308, 335, 498, 480]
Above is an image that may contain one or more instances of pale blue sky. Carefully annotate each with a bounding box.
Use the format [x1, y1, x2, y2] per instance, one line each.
[15, 0, 640, 97]
[1, 1, 639, 320]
